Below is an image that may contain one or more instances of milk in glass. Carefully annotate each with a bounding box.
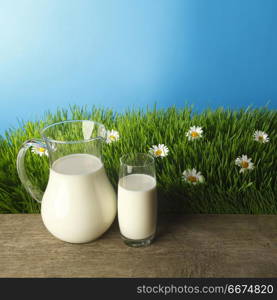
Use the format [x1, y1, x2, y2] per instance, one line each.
[118, 174, 157, 240]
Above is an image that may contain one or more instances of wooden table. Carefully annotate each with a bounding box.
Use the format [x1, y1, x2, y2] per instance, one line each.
[0, 214, 276, 278]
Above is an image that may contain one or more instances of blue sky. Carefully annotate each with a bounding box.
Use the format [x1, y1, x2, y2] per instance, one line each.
[0, 0, 276, 133]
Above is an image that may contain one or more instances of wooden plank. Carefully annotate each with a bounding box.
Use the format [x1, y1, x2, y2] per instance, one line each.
[0, 214, 276, 278]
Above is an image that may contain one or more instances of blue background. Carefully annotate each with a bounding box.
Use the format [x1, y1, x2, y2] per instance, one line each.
[0, 0, 276, 133]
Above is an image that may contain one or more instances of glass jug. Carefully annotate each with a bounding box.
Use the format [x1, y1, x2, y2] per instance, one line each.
[17, 120, 117, 243]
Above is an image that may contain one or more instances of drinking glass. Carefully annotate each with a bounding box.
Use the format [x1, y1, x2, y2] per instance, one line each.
[118, 153, 157, 247]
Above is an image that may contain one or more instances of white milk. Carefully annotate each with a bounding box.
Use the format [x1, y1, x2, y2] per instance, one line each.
[118, 174, 157, 240]
[41, 154, 116, 243]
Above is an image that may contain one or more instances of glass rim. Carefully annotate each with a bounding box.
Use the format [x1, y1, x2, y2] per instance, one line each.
[41, 120, 106, 144]
[120, 153, 155, 167]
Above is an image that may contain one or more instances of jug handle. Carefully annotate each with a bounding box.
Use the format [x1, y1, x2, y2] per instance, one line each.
[16, 139, 47, 203]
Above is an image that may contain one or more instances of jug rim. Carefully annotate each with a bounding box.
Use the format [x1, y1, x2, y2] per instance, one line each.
[41, 120, 106, 144]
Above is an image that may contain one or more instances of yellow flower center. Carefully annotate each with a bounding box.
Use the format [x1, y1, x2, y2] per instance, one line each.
[187, 175, 197, 182]
[155, 149, 162, 156]
[258, 136, 263, 141]
[191, 131, 199, 138]
[110, 135, 116, 140]
[241, 161, 249, 168]
[38, 148, 46, 153]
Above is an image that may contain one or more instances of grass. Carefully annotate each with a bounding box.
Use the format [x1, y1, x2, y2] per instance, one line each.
[0, 105, 276, 214]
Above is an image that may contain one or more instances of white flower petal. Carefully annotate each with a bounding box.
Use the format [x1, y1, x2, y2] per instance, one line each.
[149, 144, 169, 158]
[182, 168, 205, 184]
[253, 130, 269, 143]
[106, 129, 120, 144]
[235, 154, 254, 173]
[186, 126, 203, 141]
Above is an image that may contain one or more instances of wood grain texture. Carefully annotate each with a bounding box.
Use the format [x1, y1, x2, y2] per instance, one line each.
[0, 214, 276, 278]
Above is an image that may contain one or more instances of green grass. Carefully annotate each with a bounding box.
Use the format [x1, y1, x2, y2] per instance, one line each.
[0, 105, 276, 214]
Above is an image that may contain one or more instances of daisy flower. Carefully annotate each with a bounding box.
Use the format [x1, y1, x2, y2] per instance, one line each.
[253, 130, 269, 144]
[149, 144, 169, 158]
[106, 129, 120, 144]
[235, 155, 254, 173]
[182, 168, 205, 185]
[186, 126, 203, 141]
[31, 146, 49, 157]
[31, 143, 56, 157]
